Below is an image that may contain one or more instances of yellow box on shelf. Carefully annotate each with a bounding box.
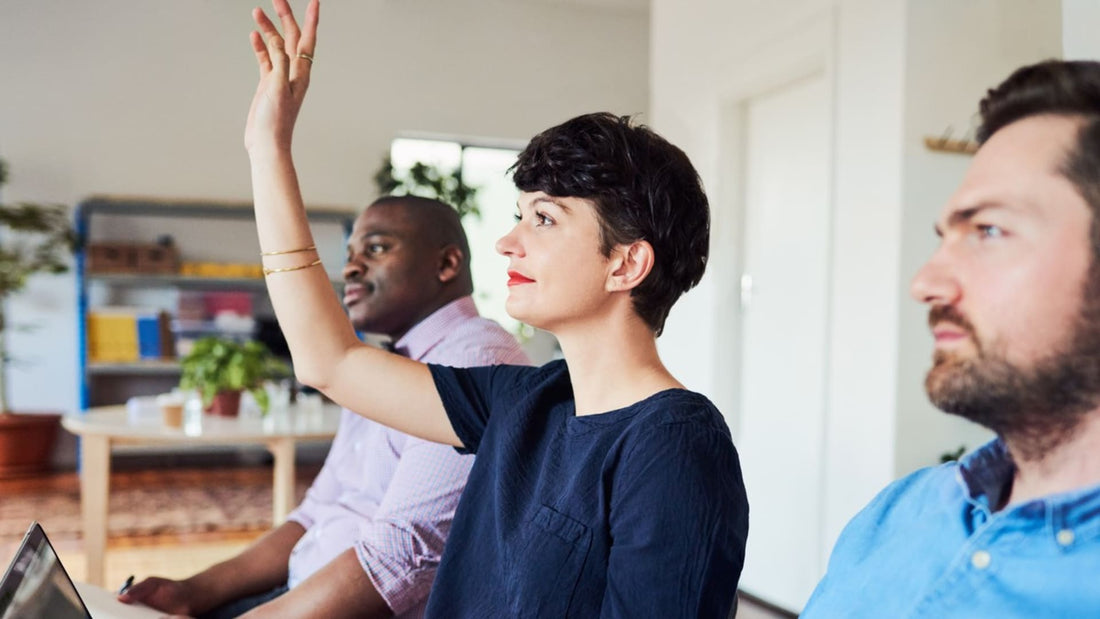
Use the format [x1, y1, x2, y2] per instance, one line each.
[179, 261, 264, 279]
[87, 309, 138, 362]
[87, 307, 172, 362]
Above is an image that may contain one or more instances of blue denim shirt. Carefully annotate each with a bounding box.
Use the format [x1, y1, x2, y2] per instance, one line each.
[803, 439, 1100, 618]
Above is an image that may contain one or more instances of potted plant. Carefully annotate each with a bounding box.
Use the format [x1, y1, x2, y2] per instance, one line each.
[0, 159, 78, 477]
[373, 157, 480, 218]
[179, 336, 290, 417]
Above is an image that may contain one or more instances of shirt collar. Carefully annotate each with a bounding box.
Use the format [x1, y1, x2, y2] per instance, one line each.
[957, 437, 1100, 533]
[958, 438, 1016, 509]
[392, 296, 480, 361]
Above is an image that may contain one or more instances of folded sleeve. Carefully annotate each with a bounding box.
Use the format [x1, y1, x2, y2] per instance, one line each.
[353, 436, 475, 615]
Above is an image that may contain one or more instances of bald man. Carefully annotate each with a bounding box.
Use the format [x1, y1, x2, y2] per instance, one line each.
[121, 196, 530, 618]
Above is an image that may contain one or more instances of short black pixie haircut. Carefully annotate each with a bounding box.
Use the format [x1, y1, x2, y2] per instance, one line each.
[510, 112, 710, 336]
[978, 60, 1100, 261]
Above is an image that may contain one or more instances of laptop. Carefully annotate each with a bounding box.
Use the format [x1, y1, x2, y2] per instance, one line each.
[0, 522, 159, 619]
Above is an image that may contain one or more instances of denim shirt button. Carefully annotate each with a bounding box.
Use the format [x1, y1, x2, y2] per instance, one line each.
[1057, 529, 1075, 547]
[971, 550, 992, 569]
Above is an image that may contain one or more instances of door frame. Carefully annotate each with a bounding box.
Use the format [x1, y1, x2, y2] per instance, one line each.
[710, 7, 840, 608]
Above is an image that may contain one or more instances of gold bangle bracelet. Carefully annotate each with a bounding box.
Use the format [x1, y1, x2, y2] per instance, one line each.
[261, 245, 316, 257]
[262, 259, 323, 276]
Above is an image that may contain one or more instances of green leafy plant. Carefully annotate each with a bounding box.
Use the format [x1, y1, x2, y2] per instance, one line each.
[939, 444, 967, 463]
[0, 159, 77, 414]
[373, 156, 480, 219]
[179, 337, 290, 413]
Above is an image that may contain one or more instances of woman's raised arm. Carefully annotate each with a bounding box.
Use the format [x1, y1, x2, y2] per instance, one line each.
[244, 0, 459, 446]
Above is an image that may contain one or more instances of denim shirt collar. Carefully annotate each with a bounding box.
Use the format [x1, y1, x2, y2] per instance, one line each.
[957, 437, 1100, 539]
[957, 438, 1015, 510]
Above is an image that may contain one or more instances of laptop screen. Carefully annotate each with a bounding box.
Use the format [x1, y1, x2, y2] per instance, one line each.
[0, 522, 91, 619]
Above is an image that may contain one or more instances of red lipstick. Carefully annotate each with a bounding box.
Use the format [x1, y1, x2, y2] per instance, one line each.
[507, 270, 534, 286]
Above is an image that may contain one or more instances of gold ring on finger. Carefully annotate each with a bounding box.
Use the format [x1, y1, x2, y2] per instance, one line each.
[297, 52, 314, 64]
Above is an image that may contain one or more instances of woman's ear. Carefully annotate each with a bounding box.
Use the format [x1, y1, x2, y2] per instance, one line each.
[438, 244, 463, 283]
[606, 240, 654, 292]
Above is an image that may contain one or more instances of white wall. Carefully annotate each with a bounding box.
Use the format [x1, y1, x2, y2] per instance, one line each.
[652, 0, 907, 573]
[1063, 0, 1100, 60]
[652, 0, 897, 608]
[0, 1, 649, 420]
[652, 0, 834, 423]
[820, 0, 908, 556]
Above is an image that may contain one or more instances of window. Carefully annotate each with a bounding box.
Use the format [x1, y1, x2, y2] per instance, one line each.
[389, 137, 524, 335]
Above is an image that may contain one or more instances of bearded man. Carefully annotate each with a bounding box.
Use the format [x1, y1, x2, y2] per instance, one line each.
[803, 59, 1100, 617]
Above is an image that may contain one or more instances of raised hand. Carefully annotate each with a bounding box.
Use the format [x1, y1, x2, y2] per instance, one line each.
[245, 0, 319, 155]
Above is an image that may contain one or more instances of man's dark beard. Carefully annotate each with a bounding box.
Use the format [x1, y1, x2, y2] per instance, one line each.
[925, 274, 1100, 462]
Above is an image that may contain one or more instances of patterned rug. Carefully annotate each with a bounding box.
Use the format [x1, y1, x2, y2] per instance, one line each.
[0, 465, 320, 543]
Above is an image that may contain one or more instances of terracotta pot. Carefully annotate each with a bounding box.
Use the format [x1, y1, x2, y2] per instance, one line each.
[0, 412, 62, 479]
[205, 390, 243, 417]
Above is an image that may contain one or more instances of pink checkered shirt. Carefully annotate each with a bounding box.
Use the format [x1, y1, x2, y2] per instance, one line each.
[285, 297, 529, 617]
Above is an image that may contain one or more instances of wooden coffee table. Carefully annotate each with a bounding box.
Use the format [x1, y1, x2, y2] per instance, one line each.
[62, 403, 341, 586]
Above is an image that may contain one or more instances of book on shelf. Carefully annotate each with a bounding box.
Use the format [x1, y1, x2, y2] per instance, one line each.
[87, 307, 173, 363]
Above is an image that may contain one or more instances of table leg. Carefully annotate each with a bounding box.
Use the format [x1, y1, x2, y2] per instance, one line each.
[268, 438, 296, 525]
[80, 435, 110, 587]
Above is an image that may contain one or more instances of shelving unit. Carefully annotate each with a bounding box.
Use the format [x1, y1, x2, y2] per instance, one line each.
[86, 273, 275, 289]
[86, 360, 182, 375]
[75, 196, 355, 410]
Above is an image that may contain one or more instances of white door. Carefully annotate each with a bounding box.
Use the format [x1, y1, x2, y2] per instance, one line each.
[736, 72, 831, 612]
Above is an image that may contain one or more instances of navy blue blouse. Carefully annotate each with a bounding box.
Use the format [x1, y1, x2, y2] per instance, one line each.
[424, 360, 748, 618]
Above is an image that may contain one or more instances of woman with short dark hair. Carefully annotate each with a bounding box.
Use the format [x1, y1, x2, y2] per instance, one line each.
[244, 1, 748, 616]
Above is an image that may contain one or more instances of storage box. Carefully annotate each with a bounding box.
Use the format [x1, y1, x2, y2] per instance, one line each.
[87, 243, 136, 273]
[88, 307, 173, 362]
[176, 290, 206, 321]
[87, 309, 139, 362]
[136, 310, 174, 359]
[134, 243, 179, 274]
[87, 242, 180, 274]
[204, 291, 253, 318]
[179, 261, 264, 278]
